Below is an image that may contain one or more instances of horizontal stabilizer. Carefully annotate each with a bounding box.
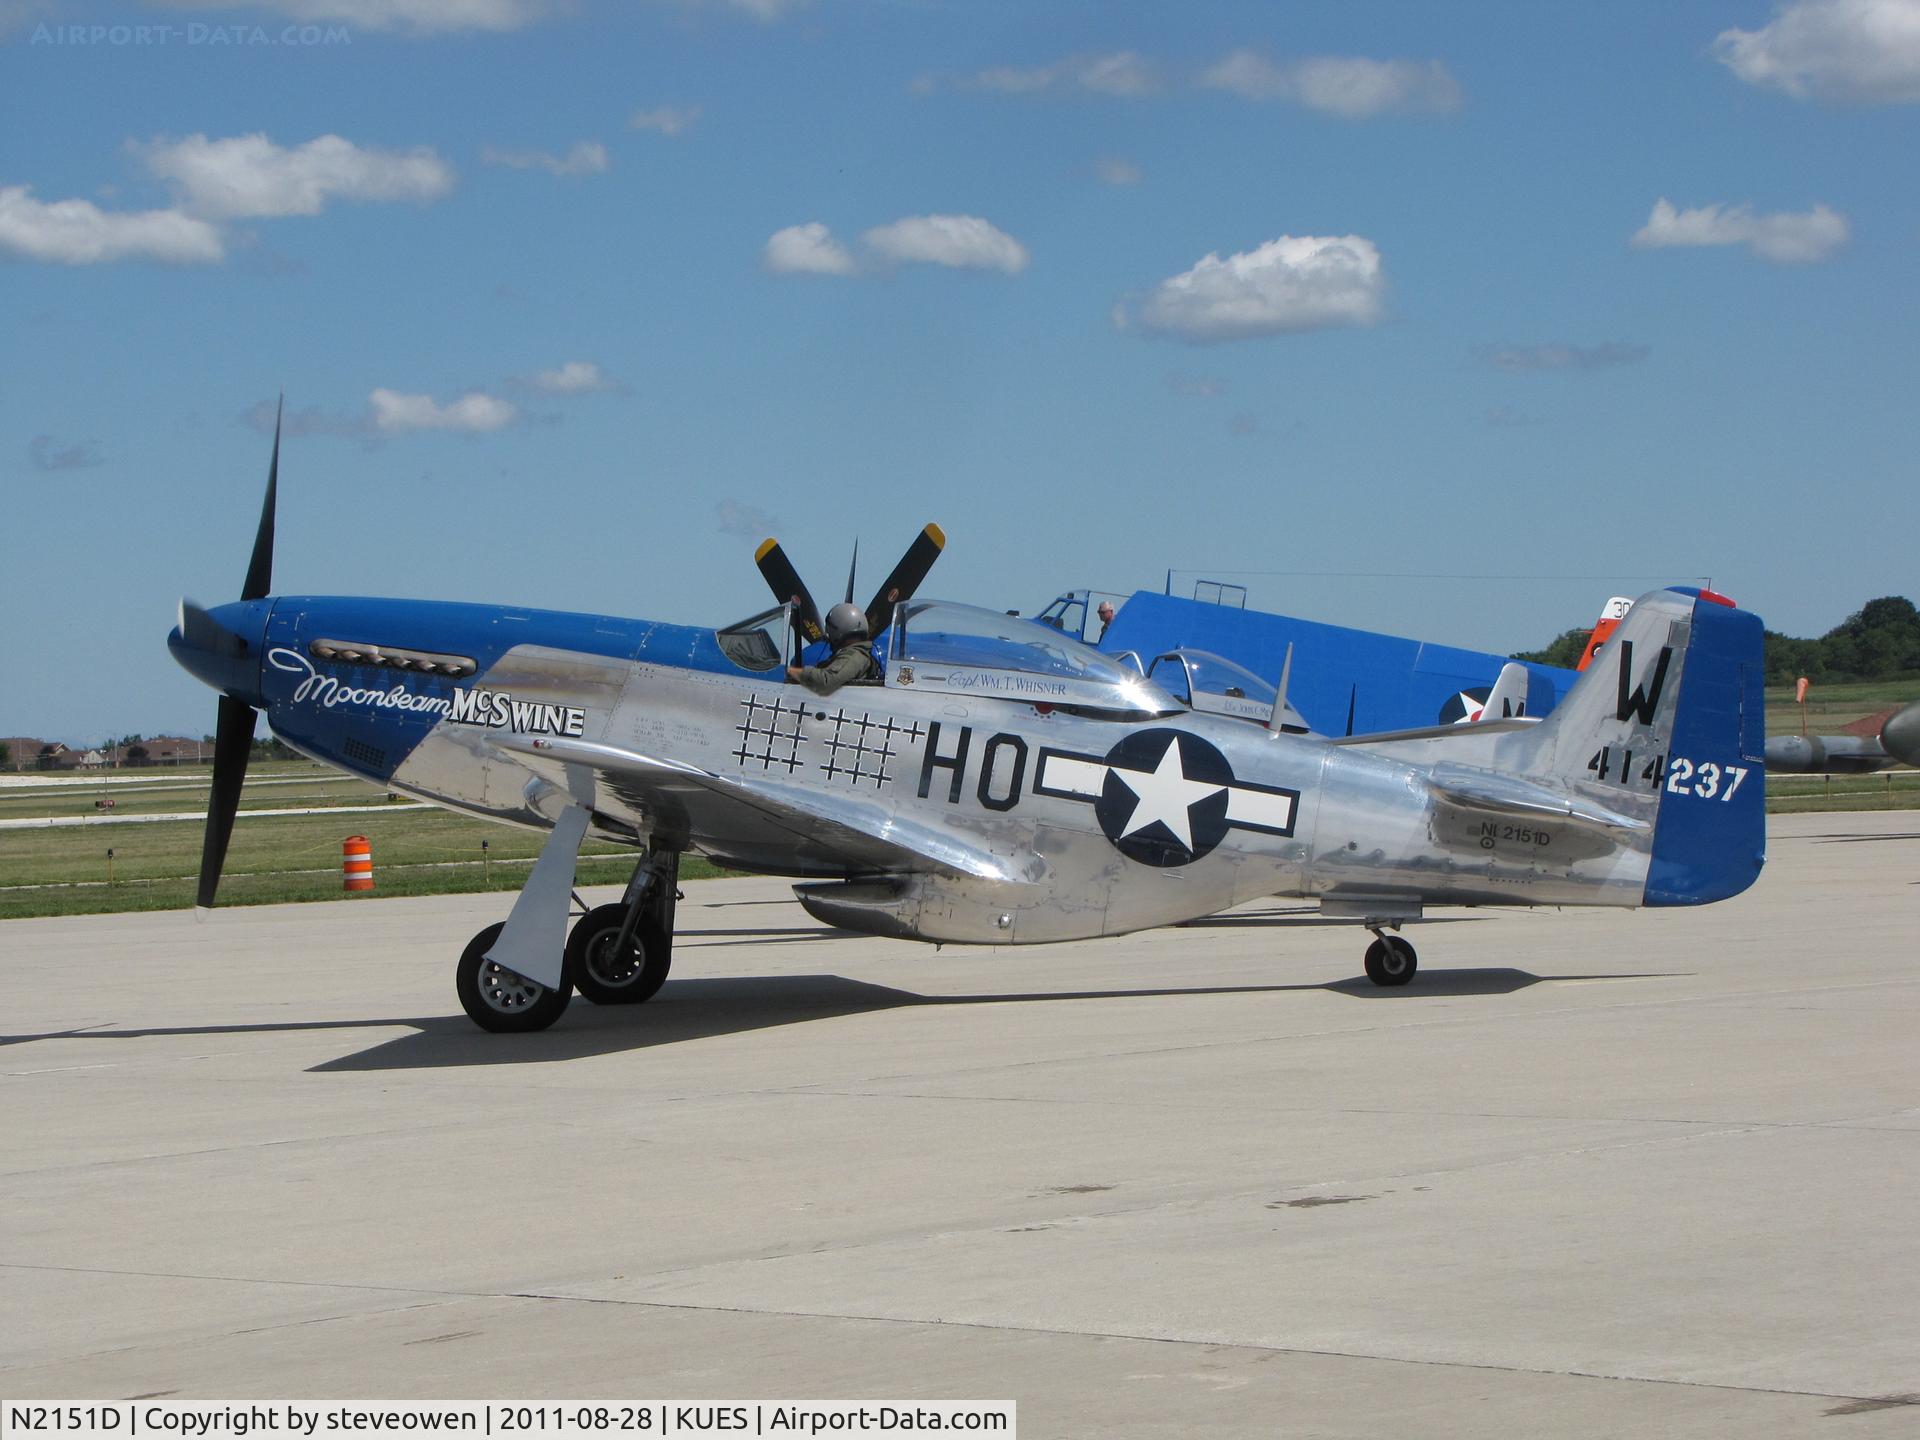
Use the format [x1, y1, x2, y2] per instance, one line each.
[1330, 716, 1538, 748]
[1426, 762, 1648, 833]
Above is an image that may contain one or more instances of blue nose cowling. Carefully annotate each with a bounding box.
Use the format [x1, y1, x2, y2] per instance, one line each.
[168, 598, 272, 708]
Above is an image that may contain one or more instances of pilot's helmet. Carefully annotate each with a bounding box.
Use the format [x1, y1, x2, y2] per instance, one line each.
[825, 602, 870, 645]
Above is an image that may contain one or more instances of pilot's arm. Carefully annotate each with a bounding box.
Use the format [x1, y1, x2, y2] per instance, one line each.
[787, 641, 875, 696]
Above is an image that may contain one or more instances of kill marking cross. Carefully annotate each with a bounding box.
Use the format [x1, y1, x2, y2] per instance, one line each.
[820, 710, 923, 788]
[734, 693, 808, 772]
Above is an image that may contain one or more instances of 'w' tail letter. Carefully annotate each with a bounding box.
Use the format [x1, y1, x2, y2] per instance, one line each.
[1614, 640, 1673, 725]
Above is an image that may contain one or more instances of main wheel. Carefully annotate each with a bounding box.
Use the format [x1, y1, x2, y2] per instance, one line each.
[1363, 935, 1418, 988]
[456, 922, 573, 1032]
[566, 903, 672, 1005]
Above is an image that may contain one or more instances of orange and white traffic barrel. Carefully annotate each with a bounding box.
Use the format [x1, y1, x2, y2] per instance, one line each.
[342, 835, 374, 892]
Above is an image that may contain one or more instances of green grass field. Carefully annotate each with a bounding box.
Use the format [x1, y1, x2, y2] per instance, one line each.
[0, 761, 719, 920]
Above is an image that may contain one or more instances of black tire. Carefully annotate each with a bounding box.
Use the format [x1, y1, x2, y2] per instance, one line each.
[566, 903, 672, 1005]
[1363, 935, 1418, 988]
[456, 922, 573, 1032]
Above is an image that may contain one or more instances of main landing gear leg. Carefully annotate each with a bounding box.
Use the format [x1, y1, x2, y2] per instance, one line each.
[1363, 925, 1418, 988]
[455, 805, 587, 1033]
[568, 846, 679, 1006]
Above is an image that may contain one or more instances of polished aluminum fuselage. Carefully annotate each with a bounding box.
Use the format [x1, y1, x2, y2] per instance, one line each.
[369, 639, 1652, 946]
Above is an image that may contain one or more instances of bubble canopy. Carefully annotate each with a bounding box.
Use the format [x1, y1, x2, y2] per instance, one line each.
[887, 600, 1181, 714]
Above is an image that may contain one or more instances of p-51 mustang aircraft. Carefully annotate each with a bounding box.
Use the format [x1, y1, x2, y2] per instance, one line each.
[171, 415, 1767, 1032]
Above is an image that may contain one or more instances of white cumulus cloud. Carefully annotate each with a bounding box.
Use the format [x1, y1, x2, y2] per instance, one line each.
[0, 185, 224, 265]
[0, 0, 58, 39]
[29, 435, 106, 471]
[968, 51, 1162, 97]
[630, 105, 702, 136]
[138, 133, 455, 220]
[1127, 235, 1386, 342]
[1713, 0, 1920, 103]
[1631, 198, 1849, 263]
[529, 360, 613, 393]
[370, 388, 517, 433]
[481, 141, 608, 176]
[145, 0, 562, 33]
[1478, 341, 1651, 372]
[716, 499, 781, 537]
[764, 222, 855, 275]
[1200, 51, 1462, 117]
[709, 0, 805, 19]
[860, 214, 1029, 273]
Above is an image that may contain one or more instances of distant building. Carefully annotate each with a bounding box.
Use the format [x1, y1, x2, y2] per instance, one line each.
[0, 737, 49, 772]
[1, 735, 213, 770]
[114, 736, 209, 766]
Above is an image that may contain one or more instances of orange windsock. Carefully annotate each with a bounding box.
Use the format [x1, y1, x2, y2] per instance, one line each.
[1794, 677, 1810, 704]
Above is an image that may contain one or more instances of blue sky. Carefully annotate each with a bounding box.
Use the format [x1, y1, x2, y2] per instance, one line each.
[3, 0, 1917, 743]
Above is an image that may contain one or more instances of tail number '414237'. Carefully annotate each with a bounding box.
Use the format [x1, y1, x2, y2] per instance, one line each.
[1587, 748, 1748, 801]
[1664, 757, 1747, 801]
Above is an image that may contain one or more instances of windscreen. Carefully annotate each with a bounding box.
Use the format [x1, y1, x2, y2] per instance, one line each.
[893, 600, 1178, 711]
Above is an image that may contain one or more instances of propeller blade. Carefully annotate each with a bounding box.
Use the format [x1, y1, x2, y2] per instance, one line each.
[241, 395, 281, 602]
[844, 538, 858, 605]
[753, 538, 824, 644]
[864, 522, 945, 635]
[196, 694, 257, 909]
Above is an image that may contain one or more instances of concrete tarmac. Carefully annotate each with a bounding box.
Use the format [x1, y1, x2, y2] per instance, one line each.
[2, 811, 1915, 1436]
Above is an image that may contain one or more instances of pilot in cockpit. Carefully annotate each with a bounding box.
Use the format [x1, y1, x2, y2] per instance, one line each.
[787, 602, 880, 696]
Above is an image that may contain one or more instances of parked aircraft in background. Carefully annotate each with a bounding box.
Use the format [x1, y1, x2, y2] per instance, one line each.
[1883, 701, 1920, 766]
[171, 417, 1769, 1032]
[1049, 588, 1910, 778]
[1577, 598, 1635, 671]
[1039, 589, 1576, 736]
[1135, 648, 1531, 738]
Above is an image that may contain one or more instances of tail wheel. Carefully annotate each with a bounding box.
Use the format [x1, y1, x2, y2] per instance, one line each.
[1364, 935, 1418, 988]
[567, 903, 672, 1005]
[456, 922, 573, 1032]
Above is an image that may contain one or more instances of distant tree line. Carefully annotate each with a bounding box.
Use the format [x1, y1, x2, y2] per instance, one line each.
[5, 733, 299, 769]
[1515, 596, 1920, 684]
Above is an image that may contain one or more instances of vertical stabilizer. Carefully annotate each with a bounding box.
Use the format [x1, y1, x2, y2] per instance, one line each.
[1479, 661, 1530, 720]
[1516, 587, 1766, 905]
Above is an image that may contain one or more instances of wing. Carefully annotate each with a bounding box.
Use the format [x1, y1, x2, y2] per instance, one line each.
[495, 733, 1037, 883]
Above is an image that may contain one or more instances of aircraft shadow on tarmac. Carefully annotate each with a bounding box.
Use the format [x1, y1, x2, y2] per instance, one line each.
[0, 965, 1673, 1069]
[354, 968, 1684, 1070]
[0, 960, 1674, 1075]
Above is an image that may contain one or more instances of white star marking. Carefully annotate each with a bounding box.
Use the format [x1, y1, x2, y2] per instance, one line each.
[1450, 690, 1484, 724]
[1112, 736, 1226, 852]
